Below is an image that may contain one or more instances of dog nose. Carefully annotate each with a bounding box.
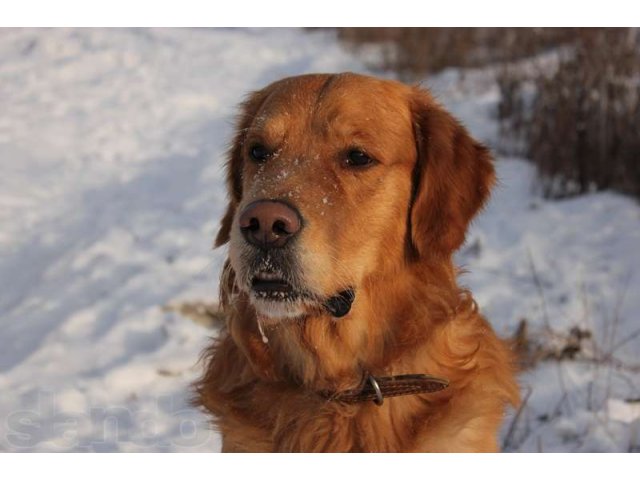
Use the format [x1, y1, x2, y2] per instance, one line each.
[239, 200, 302, 248]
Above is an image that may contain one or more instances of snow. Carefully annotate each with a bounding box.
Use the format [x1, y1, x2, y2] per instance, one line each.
[1, 28, 639, 452]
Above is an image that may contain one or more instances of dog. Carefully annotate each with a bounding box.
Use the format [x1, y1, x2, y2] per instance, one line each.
[193, 72, 520, 452]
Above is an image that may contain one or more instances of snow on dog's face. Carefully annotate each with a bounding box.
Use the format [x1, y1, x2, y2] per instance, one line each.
[215, 73, 494, 323]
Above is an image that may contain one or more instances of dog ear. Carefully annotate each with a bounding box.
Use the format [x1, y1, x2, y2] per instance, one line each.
[214, 88, 271, 247]
[408, 88, 495, 259]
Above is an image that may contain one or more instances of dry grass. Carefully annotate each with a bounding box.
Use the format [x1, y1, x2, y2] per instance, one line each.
[497, 28, 640, 199]
[336, 28, 575, 79]
[162, 301, 225, 329]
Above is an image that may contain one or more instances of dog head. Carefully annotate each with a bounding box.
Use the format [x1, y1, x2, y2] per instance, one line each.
[216, 73, 494, 322]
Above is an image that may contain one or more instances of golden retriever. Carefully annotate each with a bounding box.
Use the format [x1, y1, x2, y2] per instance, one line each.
[194, 73, 520, 452]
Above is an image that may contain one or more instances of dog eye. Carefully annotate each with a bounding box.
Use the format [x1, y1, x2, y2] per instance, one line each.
[249, 144, 271, 163]
[346, 149, 374, 168]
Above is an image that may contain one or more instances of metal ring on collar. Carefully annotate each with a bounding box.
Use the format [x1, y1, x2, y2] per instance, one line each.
[368, 374, 384, 406]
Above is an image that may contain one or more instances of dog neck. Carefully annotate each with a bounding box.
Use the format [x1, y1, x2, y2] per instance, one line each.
[228, 258, 461, 394]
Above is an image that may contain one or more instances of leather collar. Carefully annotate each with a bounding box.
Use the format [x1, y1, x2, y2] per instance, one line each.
[322, 373, 449, 406]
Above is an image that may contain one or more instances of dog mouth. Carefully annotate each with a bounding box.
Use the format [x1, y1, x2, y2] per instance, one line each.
[251, 271, 300, 300]
[249, 271, 355, 318]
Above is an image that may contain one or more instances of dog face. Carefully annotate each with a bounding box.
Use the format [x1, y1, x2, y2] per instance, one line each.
[216, 73, 494, 322]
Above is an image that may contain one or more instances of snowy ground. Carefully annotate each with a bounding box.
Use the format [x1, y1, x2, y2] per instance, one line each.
[1, 28, 639, 452]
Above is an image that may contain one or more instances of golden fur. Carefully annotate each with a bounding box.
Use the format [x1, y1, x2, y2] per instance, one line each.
[194, 73, 520, 452]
